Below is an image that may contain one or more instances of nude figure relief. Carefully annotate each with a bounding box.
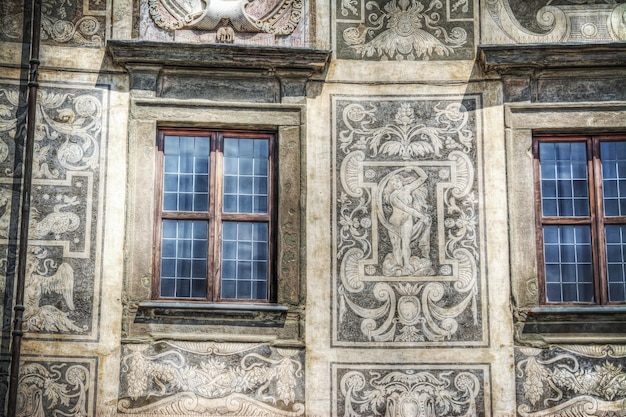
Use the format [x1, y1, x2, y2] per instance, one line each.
[377, 167, 434, 277]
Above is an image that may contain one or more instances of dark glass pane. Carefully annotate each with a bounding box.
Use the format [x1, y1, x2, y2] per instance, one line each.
[238, 261, 252, 278]
[602, 142, 626, 216]
[557, 180, 572, 197]
[224, 195, 237, 212]
[224, 176, 237, 194]
[239, 195, 253, 213]
[177, 260, 191, 278]
[254, 159, 268, 176]
[224, 158, 238, 175]
[193, 240, 208, 258]
[254, 197, 268, 213]
[161, 279, 175, 297]
[164, 174, 178, 192]
[540, 142, 588, 217]
[239, 177, 253, 194]
[238, 242, 252, 260]
[222, 280, 236, 298]
[557, 199, 573, 216]
[240, 158, 253, 175]
[178, 194, 192, 211]
[163, 220, 177, 238]
[179, 175, 193, 192]
[223, 222, 237, 240]
[224, 139, 237, 157]
[254, 261, 267, 279]
[542, 200, 557, 217]
[192, 260, 206, 278]
[546, 283, 562, 302]
[180, 155, 193, 173]
[605, 225, 626, 302]
[610, 284, 626, 302]
[193, 195, 208, 212]
[195, 175, 208, 192]
[237, 281, 252, 299]
[252, 281, 267, 299]
[176, 279, 190, 297]
[239, 139, 254, 157]
[164, 154, 179, 172]
[191, 279, 207, 298]
[562, 283, 578, 302]
[162, 240, 176, 257]
[163, 194, 178, 211]
[238, 223, 253, 240]
[161, 259, 176, 277]
[222, 261, 236, 279]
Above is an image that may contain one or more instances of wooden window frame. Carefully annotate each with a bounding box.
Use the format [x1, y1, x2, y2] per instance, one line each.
[534, 133, 626, 305]
[153, 128, 278, 303]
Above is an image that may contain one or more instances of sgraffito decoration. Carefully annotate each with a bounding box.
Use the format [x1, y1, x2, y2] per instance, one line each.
[0, 0, 106, 47]
[118, 341, 305, 416]
[516, 345, 626, 416]
[331, 95, 485, 347]
[16, 356, 97, 417]
[334, 0, 476, 61]
[332, 363, 489, 417]
[0, 82, 108, 341]
[148, 0, 303, 35]
[486, 0, 626, 43]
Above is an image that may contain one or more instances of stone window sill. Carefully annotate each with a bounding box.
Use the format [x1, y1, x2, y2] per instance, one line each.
[516, 306, 626, 345]
[135, 301, 289, 327]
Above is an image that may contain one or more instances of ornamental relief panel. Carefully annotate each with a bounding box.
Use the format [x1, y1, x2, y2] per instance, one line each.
[331, 95, 485, 347]
[486, 0, 626, 43]
[118, 341, 305, 416]
[0, 83, 108, 341]
[333, 0, 476, 61]
[516, 345, 626, 417]
[141, 0, 307, 45]
[0, 0, 106, 47]
[15, 356, 97, 417]
[332, 363, 489, 417]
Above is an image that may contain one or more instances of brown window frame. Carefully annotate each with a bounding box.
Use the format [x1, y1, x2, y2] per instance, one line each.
[534, 133, 626, 305]
[153, 128, 277, 303]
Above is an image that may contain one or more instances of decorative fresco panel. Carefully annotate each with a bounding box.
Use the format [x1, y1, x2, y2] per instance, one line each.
[118, 341, 305, 416]
[0, 81, 108, 342]
[515, 345, 626, 416]
[16, 355, 98, 417]
[331, 95, 486, 347]
[333, 0, 476, 61]
[332, 363, 490, 417]
[0, 0, 107, 47]
[486, 0, 626, 43]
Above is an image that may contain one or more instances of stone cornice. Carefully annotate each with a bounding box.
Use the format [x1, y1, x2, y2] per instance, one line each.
[107, 40, 331, 74]
[479, 42, 626, 74]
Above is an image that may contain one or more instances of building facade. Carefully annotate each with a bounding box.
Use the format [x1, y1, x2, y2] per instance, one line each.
[1, 0, 626, 415]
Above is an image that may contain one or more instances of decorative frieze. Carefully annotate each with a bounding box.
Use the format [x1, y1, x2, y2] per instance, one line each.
[332, 363, 489, 417]
[334, 0, 476, 60]
[516, 345, 626, 417]
[118, 341, 305, 416]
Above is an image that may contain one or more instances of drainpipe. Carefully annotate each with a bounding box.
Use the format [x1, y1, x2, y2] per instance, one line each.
[6, 0, 41, 414]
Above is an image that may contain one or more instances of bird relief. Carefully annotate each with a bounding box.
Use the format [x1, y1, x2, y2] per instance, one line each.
[148, 0, 304, 37]
[24, 247, 85, 333]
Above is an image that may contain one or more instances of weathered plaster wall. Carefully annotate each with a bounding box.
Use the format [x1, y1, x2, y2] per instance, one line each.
[1, 0, 626, 415]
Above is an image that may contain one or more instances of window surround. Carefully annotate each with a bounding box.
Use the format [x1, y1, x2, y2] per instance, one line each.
[479, 42, 626, 344]
[108, 41, 330, 342]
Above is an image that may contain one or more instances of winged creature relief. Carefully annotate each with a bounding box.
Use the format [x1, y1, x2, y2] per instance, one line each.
[23, 247, 85, 333]
[148, 0, 303, 35]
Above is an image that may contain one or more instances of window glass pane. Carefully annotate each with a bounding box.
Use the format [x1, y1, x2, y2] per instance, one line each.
[539, 142, 589, 217]
[221, 221, 268, 300]
[543, 225, 594, 303]
[223, 138, 269, 214]
[160, 220, 208, 298]
[605, 225, 626, 302]
[601, 142, 626, 216]
[162, 135, 210, 212]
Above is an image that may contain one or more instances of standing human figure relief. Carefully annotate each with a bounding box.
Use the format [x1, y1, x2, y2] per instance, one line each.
[149, 0, 304, 34]
[378, 167, 434, 277]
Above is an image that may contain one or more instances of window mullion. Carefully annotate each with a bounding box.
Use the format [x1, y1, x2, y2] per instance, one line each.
[208, 133, 221, 302]
[591, 137, 609, 304]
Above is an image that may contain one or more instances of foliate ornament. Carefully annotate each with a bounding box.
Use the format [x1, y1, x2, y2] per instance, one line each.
[516, 345, 626, 416]
[118, 342, 305, 416]
[148, 0, 303, 35]
[336, 365, 486, 417]
[17, 360, 93, 417]
[340, 0, 468, 60]
[333, 96, 483, 346]
[486, 0, 626, 43]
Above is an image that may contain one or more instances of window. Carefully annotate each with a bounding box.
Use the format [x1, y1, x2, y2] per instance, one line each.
[154, 129, 276, 302]
[534, 134, 626, 305]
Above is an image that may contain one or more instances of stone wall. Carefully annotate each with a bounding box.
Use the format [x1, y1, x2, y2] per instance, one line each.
[0, 0, 625, 416]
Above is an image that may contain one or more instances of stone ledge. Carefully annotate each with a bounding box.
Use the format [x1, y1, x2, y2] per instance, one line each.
[135, 301, 289, 327]
[479, 42, 626, 74]
[107, 40, 331, 73]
